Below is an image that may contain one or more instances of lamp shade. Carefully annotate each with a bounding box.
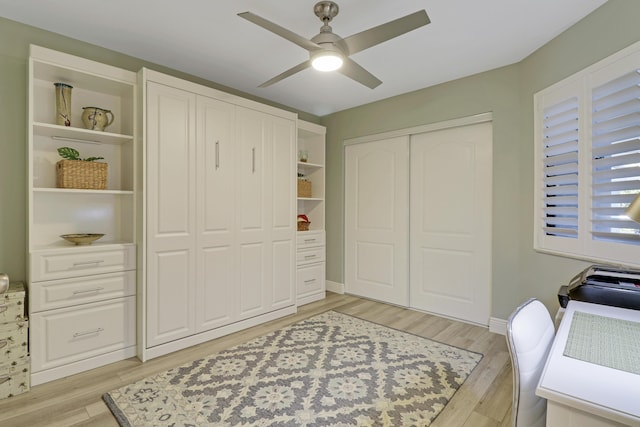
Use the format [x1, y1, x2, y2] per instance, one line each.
[626, 193, 640, 223]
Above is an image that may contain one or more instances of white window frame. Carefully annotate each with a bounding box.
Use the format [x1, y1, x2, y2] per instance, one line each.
[534, 40, 640, 267]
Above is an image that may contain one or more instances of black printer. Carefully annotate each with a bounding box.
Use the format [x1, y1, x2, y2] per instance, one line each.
[558, 265, 640, 310]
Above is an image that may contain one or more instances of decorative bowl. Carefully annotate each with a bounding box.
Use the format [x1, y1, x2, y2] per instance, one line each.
[60, 233, 105, 245]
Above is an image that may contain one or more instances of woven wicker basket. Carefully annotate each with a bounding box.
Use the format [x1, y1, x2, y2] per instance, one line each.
[297, 221, 310, 231]
[297, 179, 312, 198]
[56, 160, 107, 190]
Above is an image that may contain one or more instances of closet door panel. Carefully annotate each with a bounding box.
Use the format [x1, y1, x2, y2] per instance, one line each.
[146, 82, 197, 346]
[345, 137, 409, 306]
[409, 122, 492, 326]
[196, 95, 237, 331]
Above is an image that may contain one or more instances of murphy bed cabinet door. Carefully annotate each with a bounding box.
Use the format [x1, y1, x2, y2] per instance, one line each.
[269, 114, 296, 311]
[146, 81, 197, 347]
[235, 108, 295, 318]
[195, 95, 238, 332]
[235, 107, 268, 318]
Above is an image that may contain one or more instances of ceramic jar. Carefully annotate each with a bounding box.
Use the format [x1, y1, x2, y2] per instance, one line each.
[81, 107, 114, 131]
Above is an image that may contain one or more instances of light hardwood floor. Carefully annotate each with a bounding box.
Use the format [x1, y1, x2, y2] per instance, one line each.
[0, 292, 513, 426]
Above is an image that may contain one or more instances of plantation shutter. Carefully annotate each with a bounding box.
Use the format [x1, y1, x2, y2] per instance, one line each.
[591, 70, 640, 244]
[542, 96, 580, 239]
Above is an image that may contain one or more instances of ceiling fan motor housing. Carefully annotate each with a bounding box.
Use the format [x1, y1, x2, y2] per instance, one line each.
[314, 1, 339, 24]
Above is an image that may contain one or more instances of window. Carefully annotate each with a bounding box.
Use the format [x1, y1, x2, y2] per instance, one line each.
[534, 41, 640, 266]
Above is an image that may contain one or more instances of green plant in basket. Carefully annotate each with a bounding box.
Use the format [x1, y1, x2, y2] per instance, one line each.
[57, 147, 104, 162]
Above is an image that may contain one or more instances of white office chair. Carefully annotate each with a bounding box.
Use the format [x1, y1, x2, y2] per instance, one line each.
[506, 298, 555, 427]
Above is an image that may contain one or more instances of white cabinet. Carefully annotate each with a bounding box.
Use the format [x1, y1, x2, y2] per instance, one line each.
[140, 69, 296, 360]
[296, 121, 326, 305]
[27, 45, 137, 385]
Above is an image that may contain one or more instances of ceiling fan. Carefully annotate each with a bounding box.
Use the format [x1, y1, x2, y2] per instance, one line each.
[238, 1, 430, 89]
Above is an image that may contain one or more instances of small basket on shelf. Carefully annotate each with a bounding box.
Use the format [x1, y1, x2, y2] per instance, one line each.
[297, 173, 312, 198]
[55, 147, 107, 190]
[297, 214, 311, 232]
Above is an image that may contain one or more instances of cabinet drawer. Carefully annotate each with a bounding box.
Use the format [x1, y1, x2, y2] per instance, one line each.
[30, 296, 135, 373]
[30, 245, 135, 282]
[296, 247, 325, 265]
[29, 271, 136, 312]
[297, 262, 325, 299]
[296, 231, 325, 249]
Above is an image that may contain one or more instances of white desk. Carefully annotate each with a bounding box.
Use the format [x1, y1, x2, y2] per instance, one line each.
[537, 300, 640, 427]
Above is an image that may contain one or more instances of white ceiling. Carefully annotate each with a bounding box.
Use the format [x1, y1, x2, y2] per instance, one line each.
[0, 0, 607, 116]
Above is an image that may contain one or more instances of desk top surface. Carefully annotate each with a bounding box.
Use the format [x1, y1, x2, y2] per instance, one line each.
[537, 300, 640, 425]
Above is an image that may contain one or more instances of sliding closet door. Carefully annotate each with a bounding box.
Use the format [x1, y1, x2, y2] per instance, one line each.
[345, 136, 409, 306]
[409, 122, 492, 325]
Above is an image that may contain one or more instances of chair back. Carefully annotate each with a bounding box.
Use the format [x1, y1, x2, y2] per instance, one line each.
[506, 298, 555, 427]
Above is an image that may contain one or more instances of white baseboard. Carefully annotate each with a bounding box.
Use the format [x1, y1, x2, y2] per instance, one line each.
[489, 317, 507, 335]
[326, 280, 344, 294]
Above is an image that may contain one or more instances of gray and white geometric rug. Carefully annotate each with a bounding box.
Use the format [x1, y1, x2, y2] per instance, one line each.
[104, 311, 482, 426]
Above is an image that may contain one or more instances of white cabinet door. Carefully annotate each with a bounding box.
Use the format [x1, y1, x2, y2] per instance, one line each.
[235, 108, 295, 318]
[345, 136, 410, 306]
[236, 107, 268, 318]
[196, 95, 238, 332]
[409, 122, 492, 325]
[146, 81, 197, 347]
[269, 115, 296, 311]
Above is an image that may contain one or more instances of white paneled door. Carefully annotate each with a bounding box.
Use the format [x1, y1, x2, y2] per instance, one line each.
[409, 122, 492, 325]
[345, 136, 410, 306]
[146, 81, 197, 347]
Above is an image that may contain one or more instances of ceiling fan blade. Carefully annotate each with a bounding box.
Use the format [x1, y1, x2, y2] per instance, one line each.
[259, 60, 312, 88]
[343, 10, 430, 55]
[238, 11, 321, 52]
[338, 57, 382, 89]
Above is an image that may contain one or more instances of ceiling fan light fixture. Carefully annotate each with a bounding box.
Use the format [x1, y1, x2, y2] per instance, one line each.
[311, 51, 343, 72]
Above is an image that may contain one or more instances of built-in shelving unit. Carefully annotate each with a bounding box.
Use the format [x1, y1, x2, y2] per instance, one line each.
[29, 47, 136, 249]
[27, 45, 137, 385]
[297, 121, 326, 230]
[296, 120, 326, 305]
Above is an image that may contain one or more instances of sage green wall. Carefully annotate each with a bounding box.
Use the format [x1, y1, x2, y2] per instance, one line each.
[320, 0, 640, 319]
[0, 17, 319, 283]
[2, 2, 639, 320]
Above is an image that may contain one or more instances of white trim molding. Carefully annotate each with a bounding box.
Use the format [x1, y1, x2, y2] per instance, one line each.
[489, 317, 507, 335]
[326, 280, 344, 294]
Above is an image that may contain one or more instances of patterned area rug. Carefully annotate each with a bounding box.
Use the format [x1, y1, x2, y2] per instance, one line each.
[104, 311, 482, 426]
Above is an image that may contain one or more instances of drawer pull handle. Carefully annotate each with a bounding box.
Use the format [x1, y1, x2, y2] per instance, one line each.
[72, 287, 105, 295]
[0, 304, 7, 314]
[304, 279, 316, 284]
[0, 375, 9, 385]
[0, 339, 7, 349]
[72, 260, 105, 268]
[304, 255, 317, 259]
[303, 239, 317, 243]
[73, 328, 104, 338]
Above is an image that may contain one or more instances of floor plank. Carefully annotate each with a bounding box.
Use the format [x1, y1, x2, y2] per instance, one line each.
[0, 292, 512, 426]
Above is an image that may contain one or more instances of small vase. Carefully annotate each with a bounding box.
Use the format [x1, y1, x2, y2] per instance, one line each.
[54, 82, 73, 126]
